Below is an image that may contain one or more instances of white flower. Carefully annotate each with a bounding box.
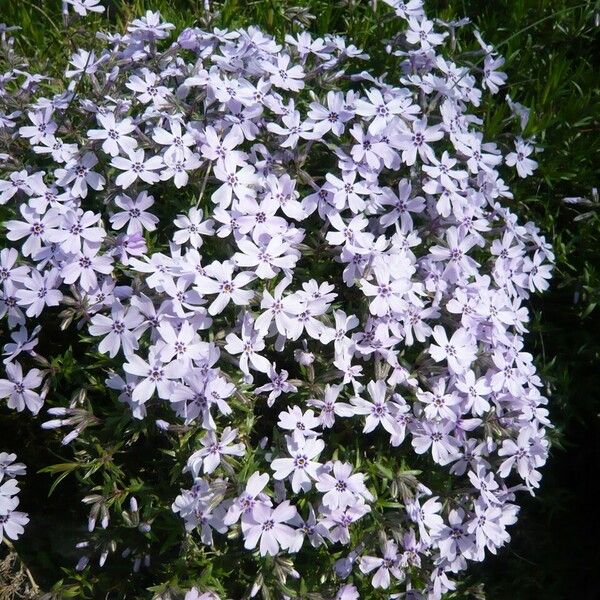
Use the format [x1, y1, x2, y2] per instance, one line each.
[111, 149, 164, 188]
[0, 362, 44, 415]
[87, 112, 137, 157]
[110, 192, 159, 234]
[241, 501, 300, 556]
[187, 427, 245, 475]
[271, 435, 325, 493]
[66, 0, 105, 17]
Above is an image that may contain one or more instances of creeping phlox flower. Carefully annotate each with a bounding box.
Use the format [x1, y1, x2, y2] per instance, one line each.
[65, 0, 105, 17]
[0, 453, 29, 543]
[0, 0, 553, 596]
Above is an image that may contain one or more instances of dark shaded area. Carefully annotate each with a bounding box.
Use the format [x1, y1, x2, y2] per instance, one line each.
[455, 2, 600, 598]
[471, 293, 600, 600]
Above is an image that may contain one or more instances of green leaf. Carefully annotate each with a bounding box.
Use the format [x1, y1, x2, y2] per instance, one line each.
[374, 462, 394, 479]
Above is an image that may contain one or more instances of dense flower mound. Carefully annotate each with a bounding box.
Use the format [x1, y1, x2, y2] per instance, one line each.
[0, 0, 553, 597]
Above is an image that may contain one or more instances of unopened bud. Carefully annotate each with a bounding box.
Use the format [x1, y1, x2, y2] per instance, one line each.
[99, 549, 109, 567]
[61, 428, 81, 445]
[76, 556, 89, 572]
[41, 419, 66, 429]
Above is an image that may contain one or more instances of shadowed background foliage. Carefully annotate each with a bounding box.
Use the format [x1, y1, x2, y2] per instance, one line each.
[0, 1, 598, 598]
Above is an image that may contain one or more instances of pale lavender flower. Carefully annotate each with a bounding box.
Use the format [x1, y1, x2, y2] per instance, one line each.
[355, 87, 418, 135]
[184, 588, 220, 600]
[262, 55, 305, 92]
[392, 118, 443, 166]
[128, 10, 175, 40]
[61, 245, 114, 291]
[110, 192, 158, 235]
[2, 326, 40, 364]
[482, 55, 507, 94]
[125, 69, 169, 107]
[173, 208, 214, 248]
[224, 314, 271, 378]
[152, 120, 195, 161]
[316, 461, 373, 510]
[320, 309, 359, 355]
[66, 0, 105, 16]
[0, 361, 44, 414]
[359, 539, 403, 589]
[46, 209, 105, 253]
[428, 325, 476, 374]
[15, 268, 62, 318]
[522, 251, 552, 292]
[0, 505, 29, 542]
[111, 149, 164, 188]
[308, 91, 353, 136]
[350, 379, 402, 435]
[417, 379, 461, 422]
[505, 138, 537, 178]
[277, 406, 320, 439]
[267, 110, 317, 149]
[0, 171, 34, 205]
[377, 179, 425, 230]
[0, 453, 26, 482]
[383, 0, 424, 19]
[407, 496, 444, 543]
[307, 384, 355, 428]
[212, 157, 257, 208]
[157, 321, 205, 369]
[321, 500, 371, 544]
[0, 234, 28, 279]
[122, 352, 179, 403]
[349, 124, 397, 169]
[468, 466, 500, 506]
[195, 260, 255, 315]
[411, 420, 460, 465]
[271, 435, 325, 493]
[466, 500, 510, 556]
[324, 171, 370, 213]
[233, 235, 299, 279]
[17, 108, 56, 145]
[361, 264, 412, 317]
[32, 135, 77, 164]
[405, 17, 447, 48]
[200, 125, 246, 165]
[5, 206, 61, 257]
[455, 370, 491, 416]
[498, 426, 546, 488]
[436, 508, 474, 563]
[187, 427, 245, 475]
[241, 500, 300, 556]
[87, 112, 137, 157]
[88, 301, 144, 357]
[65, 49, 108, 79]
[172, 483, 227, 543]
[54, 152, 105, 198]
[254, 277, 294, 336]
[224, 471, 271, 526]
[255, 365, 297, 407]
[335, 584, 359, 600]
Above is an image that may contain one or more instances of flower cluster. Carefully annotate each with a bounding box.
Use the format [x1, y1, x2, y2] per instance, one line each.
[0, 0, 552, 596]
[0, 452, 28, 543]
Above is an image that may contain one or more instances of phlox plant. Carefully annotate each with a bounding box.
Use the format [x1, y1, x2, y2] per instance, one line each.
[0, 0, 554, 597]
